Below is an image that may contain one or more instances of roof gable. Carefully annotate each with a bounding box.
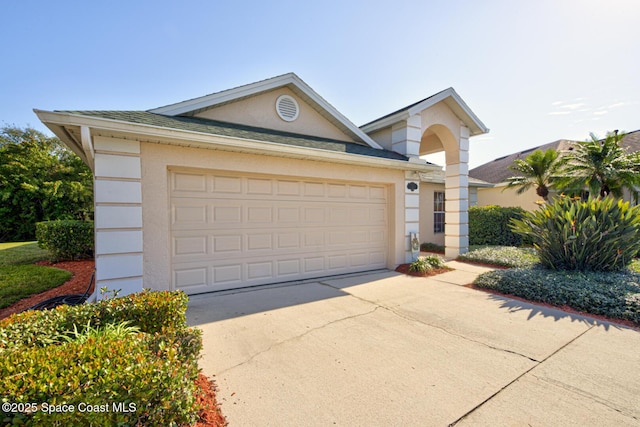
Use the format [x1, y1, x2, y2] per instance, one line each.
[149, 73, 383, 149]
[361, 87, 489, 136]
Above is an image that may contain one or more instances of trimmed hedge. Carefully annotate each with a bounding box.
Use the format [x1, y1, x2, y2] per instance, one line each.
[0, 290, 202, 426]
[469, 206, 530, 246]
[36, 220, 94, 261]
[474, 268, 640, 325]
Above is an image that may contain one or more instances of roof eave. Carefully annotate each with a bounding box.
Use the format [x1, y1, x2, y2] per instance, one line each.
[34, 110, 439, 173]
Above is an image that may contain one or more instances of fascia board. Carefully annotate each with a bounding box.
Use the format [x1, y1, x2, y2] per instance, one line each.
[286, 74, 384, 149]
[148, 73, 298, 115]
[409, 88, 489, 136]
[34, 110, 438, 173]
[360, 110, 411, 134]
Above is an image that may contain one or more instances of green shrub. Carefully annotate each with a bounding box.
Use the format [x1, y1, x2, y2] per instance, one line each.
[409, 255, 445, 273]
[469, 206, 530, 246]
[0, 290, 190, 351]
[420, 242, 445, 253]
[36, 220, 94, 261]
[510, 196, 640, 271]
[1, 332, 199, 426]
[458, 246, 539, 268]
[474, 268, 640, 325]
[0, 290, 202, 426]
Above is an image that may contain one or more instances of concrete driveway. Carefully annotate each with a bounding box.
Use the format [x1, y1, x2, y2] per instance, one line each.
[187, 263, 640, 426]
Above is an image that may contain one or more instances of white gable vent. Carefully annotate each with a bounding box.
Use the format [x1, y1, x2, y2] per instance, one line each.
[276, 95, 299, 122]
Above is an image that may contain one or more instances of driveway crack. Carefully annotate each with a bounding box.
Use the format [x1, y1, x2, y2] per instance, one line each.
[448, 324, 596, 426]
[217, 305, 381, 375]
[319, 279, 541, 362]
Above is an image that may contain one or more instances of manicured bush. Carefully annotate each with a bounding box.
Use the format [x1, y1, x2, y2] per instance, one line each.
[420, 242, 445, 253]
[458, 246, 539, 268]
[469, 206, 530, 246]
[0, 290, 190, 351]
[510, 196, 640, 271]
[36, 220, 94, 261]
[0, 290, 202, 426]
[474, 268, 640, 325]
[409, 255, 445, 273]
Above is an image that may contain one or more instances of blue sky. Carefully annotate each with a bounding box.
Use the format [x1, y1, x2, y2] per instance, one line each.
[1, 0, 638, 167]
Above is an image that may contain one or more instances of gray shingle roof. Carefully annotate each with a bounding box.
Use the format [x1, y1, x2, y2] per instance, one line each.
[58, 110, 410, 162]
[469, 130, 640, 184]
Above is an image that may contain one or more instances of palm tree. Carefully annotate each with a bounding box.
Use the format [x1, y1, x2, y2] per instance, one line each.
[556, 131, 640, 198]
[504, 148, 560, 201]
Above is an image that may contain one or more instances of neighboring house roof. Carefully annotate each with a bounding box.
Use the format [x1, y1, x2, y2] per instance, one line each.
[469, 130, 640, 184]
[360, 87, 489, 136]
[149, 72, 383, 149]
[469, 139, 576, 184]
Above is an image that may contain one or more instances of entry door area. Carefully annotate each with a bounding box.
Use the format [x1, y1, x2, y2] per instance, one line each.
[169, 170, 389, 294]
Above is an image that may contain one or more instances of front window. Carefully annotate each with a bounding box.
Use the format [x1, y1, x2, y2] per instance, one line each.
[434, 191, 445, 233]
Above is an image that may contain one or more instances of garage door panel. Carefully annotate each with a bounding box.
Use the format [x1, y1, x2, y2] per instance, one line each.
[171, 171, 388, 294]
[173, 204, 208, 225]
[247, 178, 273, 195]
[213, 264, 242, 284]
[276, 180, 301, 195]
[174, 236, 207, 256]
[277, 259, 301, 276]
[172, 172, 208, 192]
[212, 175, 242, 193]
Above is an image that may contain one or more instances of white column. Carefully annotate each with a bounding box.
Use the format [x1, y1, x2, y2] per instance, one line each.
[444, 126, 470, 259]
[404, 172, 421, 262]
[93, 136, 144, 298]
[392, 115, 421, 158]
[392, 115, 424, 262]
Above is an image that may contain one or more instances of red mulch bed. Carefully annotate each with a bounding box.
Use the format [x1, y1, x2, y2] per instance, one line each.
[0, 260, 227, 426]
[395, 263, 452, 277]
[0, 259, 96, 320]
[194, 374, 227, 426]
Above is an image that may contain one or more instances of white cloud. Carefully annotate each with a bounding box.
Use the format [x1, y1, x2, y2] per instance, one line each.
[593, 111, 608, 116]
[549, 111, 571, 115]
[607, 102, 626, 108]
[561, 103, 586, 110]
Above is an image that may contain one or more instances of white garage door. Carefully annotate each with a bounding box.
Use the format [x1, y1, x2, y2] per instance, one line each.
[170, 170, 388, 294]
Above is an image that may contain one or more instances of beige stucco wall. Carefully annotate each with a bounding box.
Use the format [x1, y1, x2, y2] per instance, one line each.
[194, 87, 356, 143]
[140, 141, 407, 291]
[368, 127, 393, 151]
[419, 182, 446, 247]
[476, 185, 543, 210]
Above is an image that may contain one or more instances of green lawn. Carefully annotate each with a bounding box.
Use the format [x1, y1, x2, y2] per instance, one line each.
[0, 242, 71, 309]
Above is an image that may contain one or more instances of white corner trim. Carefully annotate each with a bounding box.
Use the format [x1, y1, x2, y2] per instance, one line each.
[80, 125, 95, 171]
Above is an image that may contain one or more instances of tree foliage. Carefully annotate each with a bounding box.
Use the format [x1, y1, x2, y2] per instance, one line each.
[556, 131, 640, 198]
[0, 126, 93, 242]
[504, 148, 560, 200]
